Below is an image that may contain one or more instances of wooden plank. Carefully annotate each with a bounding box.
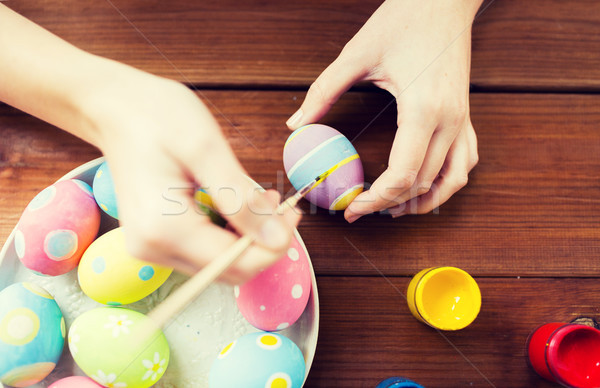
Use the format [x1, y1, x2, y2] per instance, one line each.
[307, 276, 597, 387]
[4, 0, 600, 90]
[472, 0, 600, 91]
[0, 106, 101, 241]
[1, 91, 600, 276]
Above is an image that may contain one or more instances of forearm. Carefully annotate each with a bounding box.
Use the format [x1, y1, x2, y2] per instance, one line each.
[0, 4, 142, 146]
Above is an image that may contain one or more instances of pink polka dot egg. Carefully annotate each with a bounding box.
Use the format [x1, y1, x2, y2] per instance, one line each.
[14, 179, 101, 276]
[235, 235, 311, 331]
[78, 227, 173, 305]
[49, 376, 104, 387]
[283, 124, 364, 210]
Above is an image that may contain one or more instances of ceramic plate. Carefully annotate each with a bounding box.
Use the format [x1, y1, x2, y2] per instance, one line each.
[0, 157, 319, 387]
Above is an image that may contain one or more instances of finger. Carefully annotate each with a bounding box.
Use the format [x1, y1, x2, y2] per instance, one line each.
[465, 120, 479, 171]
[191, 133, 297, 252]
[110, 144, 299, 282]
[412, 121, 463, 195]
[379, 119, 465, 209]
[286, 52, 369, 130]
[175, 197, 302, 284]
[124, 189, 301, 284]
[345, 109, 437, 222]
[389, 124, 475, 217]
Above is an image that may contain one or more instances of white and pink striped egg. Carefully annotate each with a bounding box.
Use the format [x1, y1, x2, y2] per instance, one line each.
[235, 236, 311, 331]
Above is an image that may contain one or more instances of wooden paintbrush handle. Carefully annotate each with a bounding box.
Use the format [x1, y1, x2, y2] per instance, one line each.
[148, 234, 254, 329]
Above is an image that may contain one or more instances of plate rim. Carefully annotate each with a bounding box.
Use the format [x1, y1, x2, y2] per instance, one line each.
[0, 156, 319, 384]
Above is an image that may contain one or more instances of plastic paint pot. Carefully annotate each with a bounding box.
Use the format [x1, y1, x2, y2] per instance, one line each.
[407, 267, 481, 331]
[527, 323, 600, 387]
[375, 376, 424, 388]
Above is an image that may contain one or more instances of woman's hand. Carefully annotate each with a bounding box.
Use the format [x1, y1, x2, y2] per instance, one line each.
[286, 0, 481, 222]
[83, 69, 300, 284]
[0, 4, 299, 283]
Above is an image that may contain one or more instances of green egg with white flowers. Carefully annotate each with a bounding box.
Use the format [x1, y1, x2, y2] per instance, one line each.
[68, 307, 169, 388]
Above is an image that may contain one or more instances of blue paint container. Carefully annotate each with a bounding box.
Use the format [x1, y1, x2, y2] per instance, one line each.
[375, 376, 425, 388]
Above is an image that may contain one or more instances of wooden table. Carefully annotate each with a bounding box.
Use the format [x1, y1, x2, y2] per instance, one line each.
[1, 1, 599, 387]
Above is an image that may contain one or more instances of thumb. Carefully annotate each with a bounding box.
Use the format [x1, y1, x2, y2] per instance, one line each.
[286, 54, 367, 130]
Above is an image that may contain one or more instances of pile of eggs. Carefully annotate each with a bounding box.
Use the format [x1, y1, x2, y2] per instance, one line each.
[1, 160, 313, 388]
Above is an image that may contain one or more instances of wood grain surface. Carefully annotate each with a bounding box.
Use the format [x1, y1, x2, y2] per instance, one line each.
[5, 92, 598, 277]
[306, 276, 598, 387]
[1, 1, 600, 386]
[4, 0, 600, 90]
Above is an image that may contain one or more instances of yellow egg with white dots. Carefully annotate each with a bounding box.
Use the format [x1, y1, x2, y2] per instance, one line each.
[210, 332, 305, 387]
[78, 227, 173, 305]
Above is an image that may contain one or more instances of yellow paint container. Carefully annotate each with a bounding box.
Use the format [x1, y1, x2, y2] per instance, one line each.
[407, 267, 481, 331]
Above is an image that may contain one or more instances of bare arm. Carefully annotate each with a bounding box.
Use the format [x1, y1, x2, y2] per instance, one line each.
[0, 4, 300, 282]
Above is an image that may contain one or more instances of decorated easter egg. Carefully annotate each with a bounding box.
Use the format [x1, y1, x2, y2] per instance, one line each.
[78, 227, 173, 305]
[49, 376, 104, 387]
[283, 124, 364, 210]
[235, 235, 311, 331]
[92, 161, 118, 219]
[210, 332, 305, 387]
[0, 282, 65, 387]
[195, 188, 226, 226]
[14, 179, 101, 276]
[69, 307, 169, 388]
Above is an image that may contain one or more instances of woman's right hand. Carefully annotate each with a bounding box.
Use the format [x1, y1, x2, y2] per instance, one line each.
[81, 66, 301, 284]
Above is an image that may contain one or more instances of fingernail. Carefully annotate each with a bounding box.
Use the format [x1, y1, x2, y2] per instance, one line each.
[259, 217, 289, 249]
[346, 214, 361, 223]
[286, 109, 303, 129]
[391, 210, 407, 218]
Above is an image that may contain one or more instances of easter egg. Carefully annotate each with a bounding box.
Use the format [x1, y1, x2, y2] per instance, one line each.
[69, 307, 169, 388]
[49, 376, 104, 387]
[78, 227, 173, 305]
[235, 235, 311, 331]
[0, 282, 65, 387]
[194, 188, 226, 226]
[283, 124, 364, 210]
[92, 161, 119, 219]
[15, 179, 101, 276]
[210, 332, 305, 388]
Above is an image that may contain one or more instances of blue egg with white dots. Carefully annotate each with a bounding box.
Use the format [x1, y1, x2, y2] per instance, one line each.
[0, 282, 65, 387]
[210, 332, 305, 388]
[92, 161, 119, 219]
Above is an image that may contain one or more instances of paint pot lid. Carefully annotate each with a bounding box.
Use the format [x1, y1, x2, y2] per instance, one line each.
[547, 324, 600, 388]
[375, 377, 425, 388]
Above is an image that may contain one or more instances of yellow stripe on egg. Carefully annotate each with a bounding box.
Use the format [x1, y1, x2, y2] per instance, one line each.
[329, 183, 364, 211]
[22, 282, 54, 299]
[310, 153, 361, 191]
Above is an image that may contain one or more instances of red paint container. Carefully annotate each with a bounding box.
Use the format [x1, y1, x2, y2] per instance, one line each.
[527, 323, 600, 387]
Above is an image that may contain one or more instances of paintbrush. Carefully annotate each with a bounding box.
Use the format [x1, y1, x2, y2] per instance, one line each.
[147, 172, 329, 329]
